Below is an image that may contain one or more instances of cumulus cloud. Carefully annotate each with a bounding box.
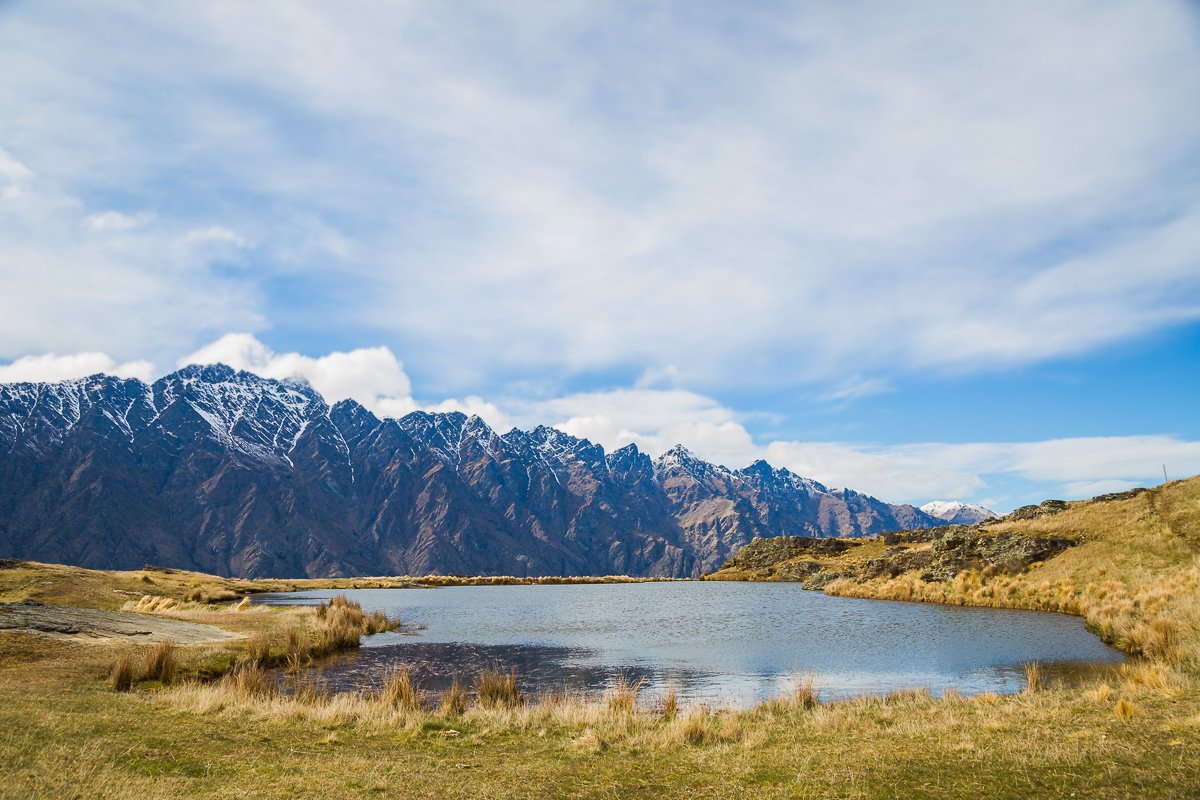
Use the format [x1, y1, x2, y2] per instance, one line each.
[0, 352, 154, 383]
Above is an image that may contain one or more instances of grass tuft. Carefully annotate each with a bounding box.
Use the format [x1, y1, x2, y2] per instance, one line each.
[475, 667, 521, 709]
[380, 667, 421, 711]
[1114, 697, 1140, 719]
[1023, 661, 1042, 693]
[142, 639, 177, 685]
[109, 654, 134, 692]
[604, 675, 641, 715]
[658, 685, 678, 720]
[439, 679, 467, 717]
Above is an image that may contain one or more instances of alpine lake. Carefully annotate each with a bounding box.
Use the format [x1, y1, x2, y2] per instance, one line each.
[255, 581, 1125, 708]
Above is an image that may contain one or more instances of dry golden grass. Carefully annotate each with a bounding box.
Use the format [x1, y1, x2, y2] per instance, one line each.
[379, 667, 422, 711]
[438, 679, 467, 717]
[142, 639, 177, 684]
[475, 667, 521, 708]
[108, 653, 133, 692]
[1113, 697, 1140, 719]
[1023, 661, 1042, 693]
[657, 685, 678, 719]
[604, 675, 642, 714]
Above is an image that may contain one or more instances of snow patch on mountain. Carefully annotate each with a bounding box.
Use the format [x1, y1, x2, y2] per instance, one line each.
[920, 500, 998, 525]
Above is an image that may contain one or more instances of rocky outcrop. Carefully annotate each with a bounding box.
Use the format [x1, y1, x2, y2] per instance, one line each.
[1002, 499, 1070, 522]
[0, 366, 944, 578]
[713, 525, 1078, 587]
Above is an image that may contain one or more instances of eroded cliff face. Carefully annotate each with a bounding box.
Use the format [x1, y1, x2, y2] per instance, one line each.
[0, 366, 942, 578]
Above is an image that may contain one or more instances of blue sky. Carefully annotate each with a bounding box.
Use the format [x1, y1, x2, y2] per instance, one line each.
[1, 1, 1199, 511]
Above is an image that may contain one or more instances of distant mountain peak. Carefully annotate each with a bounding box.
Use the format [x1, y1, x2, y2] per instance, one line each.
[920, 500, 998, 525]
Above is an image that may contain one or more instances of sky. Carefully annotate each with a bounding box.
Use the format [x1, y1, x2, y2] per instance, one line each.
[1, 1, 1199, 512]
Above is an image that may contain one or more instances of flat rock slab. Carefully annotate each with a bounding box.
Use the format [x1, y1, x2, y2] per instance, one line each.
[0, 601, 240, 644]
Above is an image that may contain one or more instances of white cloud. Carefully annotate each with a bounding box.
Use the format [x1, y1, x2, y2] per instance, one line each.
[0, 144, 263, 364]
[762, 436, 1200, 510]
[0, 148, 32, 200]
[84, 211, 153, 232]
[1, 3, 1199, 394]
[0, 352, 154, 383]
[183, 225, 247, 248]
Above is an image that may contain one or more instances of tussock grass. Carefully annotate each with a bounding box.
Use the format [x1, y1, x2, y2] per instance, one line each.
[1024, 661, 1042, 693]
[1114, 697, 1140, 719]
[380, 667, 421, 711]
[604, 676, 642, 714]
[475, 667, 521, 708]
[109, 654, 134, 692]
[142, 639, 177, 685]
[884, 686, 931, 704]
[757, 673, 819, 715]
[439, 679, 466, 717]
[657, 685, 678, 719]
[1118, 661, 1186, 696]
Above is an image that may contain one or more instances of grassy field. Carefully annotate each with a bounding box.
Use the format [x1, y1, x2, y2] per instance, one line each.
[1, 477, 1198, 798]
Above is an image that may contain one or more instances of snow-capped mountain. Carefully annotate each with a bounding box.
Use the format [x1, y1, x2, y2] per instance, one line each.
[920, 500, 998, 526]
[0, 365, 944, 578]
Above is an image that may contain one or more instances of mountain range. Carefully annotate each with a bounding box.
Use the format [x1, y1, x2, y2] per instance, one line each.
[0, 365, 946, 578]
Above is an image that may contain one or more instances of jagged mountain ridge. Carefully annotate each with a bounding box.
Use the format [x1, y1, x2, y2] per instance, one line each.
[0, 365, 944, 578]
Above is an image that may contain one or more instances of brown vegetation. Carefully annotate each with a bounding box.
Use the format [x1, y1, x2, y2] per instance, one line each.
[142, 639, 178, 684]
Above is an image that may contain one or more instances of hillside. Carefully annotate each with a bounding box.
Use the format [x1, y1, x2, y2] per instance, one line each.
[709, 477, 1200, 665]
[0, 365, 941, 578]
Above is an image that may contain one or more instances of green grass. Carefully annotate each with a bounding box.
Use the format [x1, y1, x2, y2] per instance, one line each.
[1, 633, 1197, 799]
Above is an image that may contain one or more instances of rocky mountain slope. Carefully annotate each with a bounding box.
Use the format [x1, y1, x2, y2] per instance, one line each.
[0, 366, 943, 578]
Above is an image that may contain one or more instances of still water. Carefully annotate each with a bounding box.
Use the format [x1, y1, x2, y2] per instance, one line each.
[256, 581, 1124, 707]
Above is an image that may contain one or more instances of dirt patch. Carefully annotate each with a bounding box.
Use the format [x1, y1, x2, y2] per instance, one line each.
[0, 601, 241, 644]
